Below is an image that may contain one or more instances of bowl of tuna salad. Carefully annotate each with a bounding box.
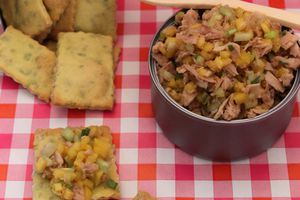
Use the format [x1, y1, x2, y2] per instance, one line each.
[149, 5, 300, 161]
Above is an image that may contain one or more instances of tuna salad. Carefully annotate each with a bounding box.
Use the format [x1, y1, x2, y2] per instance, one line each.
[152, 6, 300, 120]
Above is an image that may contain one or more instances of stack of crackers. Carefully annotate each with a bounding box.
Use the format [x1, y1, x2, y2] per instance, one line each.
[0, 0, 117, 110]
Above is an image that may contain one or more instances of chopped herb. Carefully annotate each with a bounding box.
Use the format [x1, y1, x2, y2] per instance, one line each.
[228, 44, 234, 51]
[175, 73, 183, 80]
[105, 178, 118, 189]
[80, 128, 90, 137]
[251, 76, 260, 84]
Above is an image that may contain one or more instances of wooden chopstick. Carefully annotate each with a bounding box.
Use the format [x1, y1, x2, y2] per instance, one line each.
[141, 0, 300, 30]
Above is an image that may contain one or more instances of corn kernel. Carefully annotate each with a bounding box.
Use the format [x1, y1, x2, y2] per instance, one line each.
[235, 18, 247, 31]
[36, 157, 47, 173]
[202, 42, 214, 52]
[93, 138, 111, 159]
[196, 36, 206, 49]
[233, 92, 248, 104]
[220, 51, 231, 58]
[63, 188, 74, 200]
[84, 186, 92, 200]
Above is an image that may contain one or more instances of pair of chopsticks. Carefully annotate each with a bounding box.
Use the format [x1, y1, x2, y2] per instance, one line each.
[141, 0, 300, 30]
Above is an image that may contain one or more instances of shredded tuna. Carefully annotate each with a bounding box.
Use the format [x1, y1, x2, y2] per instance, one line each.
[244, 37, 272, 57]
[152, 41, 164, 54]
[244, 84, 264, 98]
[265, 62, 274, 71]
[181, 9, 199, 29]
[247, 106, 269, 118]
[214, 96, 230, 119]
[222, 96, 241, 120]
[290, 43, 300, 58]
[265, 71, 284, 92]
[81, 163, 99, 178]
[279, 70, 294, 87]
[152, 53, 169, 67]
[184, 64, 216, 83]
[220, 76, 233, 91]
[281, 31, 298, 50]
[73, 185, 84, 200]
[181, 88, 197, 106]
[262, 85, 275, 107]
[224, 64, 238, 76]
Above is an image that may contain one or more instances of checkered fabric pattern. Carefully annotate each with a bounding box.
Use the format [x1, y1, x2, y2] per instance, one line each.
[0, 0, 300, 199]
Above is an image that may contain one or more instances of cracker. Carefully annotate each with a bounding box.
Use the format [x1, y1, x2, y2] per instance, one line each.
[49, 0, 77, 40]
[133, 191, 156, 200]
[51, 32, 114, 110]
[0, 0, 52, 37]
[33, 126, 120, 200]
[0, 26, 55, 102]
[74, 0, 116, 39]
[43, 0, 70, 23]
[43, 40, 57, 52]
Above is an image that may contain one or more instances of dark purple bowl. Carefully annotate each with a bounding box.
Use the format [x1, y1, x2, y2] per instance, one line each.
[149, 9, 300, 161]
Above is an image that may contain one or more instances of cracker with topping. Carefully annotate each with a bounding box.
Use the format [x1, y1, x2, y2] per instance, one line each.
[35, 0, 71, 42]
[51, 32, 115, 110]
[49, 0, 77, 40]
[33, 125, 120, 200]
[74, 0, 116, 39]
[0, 26, 55, 102]
[0, 0, 52, 37]
[133, 191, 156, 200]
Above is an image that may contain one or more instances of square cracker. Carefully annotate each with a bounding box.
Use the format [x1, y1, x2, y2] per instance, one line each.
[43, 0, 70, 23]
[49, 0, 77, 40]
[0, 0, 52, 37]
[51, 32, 115, 110]
[0, 26, 56, 102]
[33, 125, 120, 200]
[74, 0, 116, 39]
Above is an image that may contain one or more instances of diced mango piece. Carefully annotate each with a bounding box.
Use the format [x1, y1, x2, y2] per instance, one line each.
[182, 56, 194, 65]
[196, 36, 206, 49]
[202, 42, 214, 52]
[86, 152, 98, 163]
[197, 67, 213, 77]
[165, 37, 178, 58]
[94, 170, 104, 186]
[84, 186, 92, 200]
[184, 82, 197, 93]
[63, 188, 74, 200]
[220, 51, 231, 58]
[36, 157, 47, 173]
[84, 179, 94, 189]
[235, 51, 253, 68]
[162, 26, 177, 37]
[67, 142, 80, 160]
[234, 81, 245, 92]
[52, 182, 64, 195]
[56, 142, 65, 155]
[233, 92, 248, 104]
[235, 18, 247, 31]
[260, 21, 271, 33]
[93, 138, 111, 158]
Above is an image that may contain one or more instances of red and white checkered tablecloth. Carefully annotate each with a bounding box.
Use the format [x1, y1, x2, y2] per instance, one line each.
[1, 0, 300, 199]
